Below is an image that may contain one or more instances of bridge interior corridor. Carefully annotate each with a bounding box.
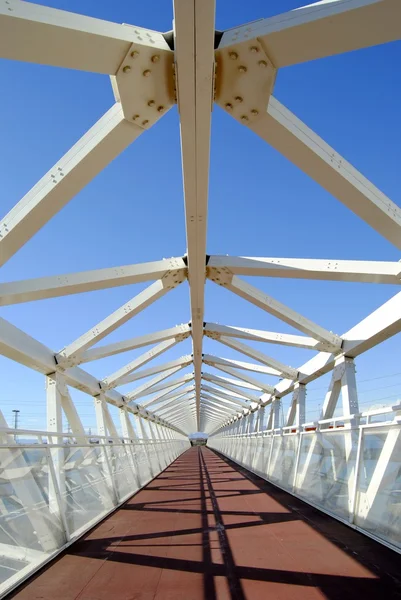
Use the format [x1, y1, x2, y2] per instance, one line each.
[9, 447, 401, 600]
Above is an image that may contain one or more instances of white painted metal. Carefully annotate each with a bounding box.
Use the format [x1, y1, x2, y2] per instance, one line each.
[126, 372, 193, 401]
[203, 354, 281, 376]
[58, 276, 185, 366]
[78, 323, 190, 364]
[208, 256, 401, 284]
[0, 259, 187, 306]
[211, 276, 342, 350]
[0, 104, 142, 267]
[174, 0, 215, 428]
[248, 97, 401, 249]
[218, 0, 401, 67]
[102, 338, 182, 390]
[1, 2, 401, 586]
[205, 322, 323, 350]
[119, 355, 193, 385]
[202, 372, 262, 402]
[217, 336, 298, 379]
[0, 1, 171, 73]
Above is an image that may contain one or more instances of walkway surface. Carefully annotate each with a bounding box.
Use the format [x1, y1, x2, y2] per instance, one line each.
[10, 447, 401, 600]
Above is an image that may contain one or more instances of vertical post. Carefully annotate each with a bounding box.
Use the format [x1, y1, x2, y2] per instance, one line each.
[46, 373, 67, 530]
[94, 395, 118, 504]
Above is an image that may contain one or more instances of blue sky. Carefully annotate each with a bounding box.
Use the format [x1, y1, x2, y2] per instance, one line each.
[1, 0, 401, 433]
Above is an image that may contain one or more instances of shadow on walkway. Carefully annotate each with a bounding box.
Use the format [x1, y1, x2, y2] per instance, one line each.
[11, 447, 401, 600]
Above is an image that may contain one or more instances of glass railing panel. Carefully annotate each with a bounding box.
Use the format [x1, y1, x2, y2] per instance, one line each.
[61, 445, 115, 537]
[0, 446, 66, 592]
[355, 425, 401, 549]
[295, 430, 357, 520]
[268, 434, 299, 491]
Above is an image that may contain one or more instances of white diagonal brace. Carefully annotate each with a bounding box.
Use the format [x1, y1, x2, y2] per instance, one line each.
[0, 104, 142, 266]
[78, 323, 190, 363]
[219, 0, 401, 67]
[205, 322, 321, 350]
[0, 317, 185, 434]
[115, 355, 193, 386]
[128, 373, 194, 401]
[203, 354, 280, 376]
[159, 399, 196, 419]
[142, 385, 195, 410]
[0, 258, 187, 306]
[202, 372, 262, 402]
[57, 275, 184, 366]
[208, 256, 401, 284]
[276, 289, 401, 397]
[145, 389, 195, 412]
[201, 400, 238, 417]
[216, 275, 342, 351]
[201, 393, 245, 412]
[0, 1, 169, 74]
[174, 0, 215, 428]
[248, 97, 401, 249]
[205, 362, 275, 394]
[102, 338, 180, 390]
[217, 336, 298, 380]
[124, 366, 185, 401]
[201, 386, 250, 409]
[156, 394, 196, 417]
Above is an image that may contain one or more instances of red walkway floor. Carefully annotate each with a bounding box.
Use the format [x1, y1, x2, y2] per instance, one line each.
[10, 447, 401, 600]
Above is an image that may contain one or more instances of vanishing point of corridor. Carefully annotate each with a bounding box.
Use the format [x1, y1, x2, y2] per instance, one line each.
[10, 448, 401, 600]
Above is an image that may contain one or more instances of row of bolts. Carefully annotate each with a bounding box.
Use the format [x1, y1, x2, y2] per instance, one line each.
[120, 45, 269, 125]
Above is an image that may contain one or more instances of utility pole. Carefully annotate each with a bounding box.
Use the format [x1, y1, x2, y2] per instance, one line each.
[12, 409, 20, 440]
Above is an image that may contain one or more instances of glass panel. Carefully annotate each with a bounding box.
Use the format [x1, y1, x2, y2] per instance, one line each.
[61, 445, 115, 536]
[269, 434, 299, 491]
[0, 446, 66, 590]
[294, 430, 357, 520]
[355, 425, 401, 549]
[107, 444, 138, 501]
[132, 443, 152, 486]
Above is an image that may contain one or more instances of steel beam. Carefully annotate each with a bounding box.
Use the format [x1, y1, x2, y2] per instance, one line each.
[208, 256, 401, 284]
[0, 1, 171, 74]
[174, 0, 215, 428]
[248, 97, 401, 249]
[57, 276, 184, 365]
[211, 275, 342, 351]
[0, 104, 142, 266]
[0, 259, 187, 307]
[218, 0, 401, 67]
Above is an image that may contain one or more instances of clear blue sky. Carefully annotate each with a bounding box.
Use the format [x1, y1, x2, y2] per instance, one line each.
[1, 0, 401, 433]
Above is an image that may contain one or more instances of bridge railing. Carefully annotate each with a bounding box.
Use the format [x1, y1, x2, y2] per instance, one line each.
[208, 408, 401, 554]
[0, 429, 190, 598]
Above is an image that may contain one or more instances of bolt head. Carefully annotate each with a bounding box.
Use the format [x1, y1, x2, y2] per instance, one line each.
[238, 65, 247, 73]
[148, 100, 155, 107]
[251, 109, 259, 116]
[235, 96, 243, 103]
[240, 115, 249, 122]
[122, 65, 131, 73]
[229, 51, 238, 60]
[142, 120, 149, 126]
[151, 55, 160, 63]
[258, 60, 268, 68]
[132, 114, 140, 121]
[157, 106, 165, 113]
[225, 103, 233, 111]
[130, 50, 139, 58]
[250, 46, 259, 53]
[143, 69, 151, 77]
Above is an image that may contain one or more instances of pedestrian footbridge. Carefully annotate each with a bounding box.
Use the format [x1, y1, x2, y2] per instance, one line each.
[0, 0, 401, 598]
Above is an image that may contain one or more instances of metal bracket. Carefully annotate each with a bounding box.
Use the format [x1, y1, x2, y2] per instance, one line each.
[111, 28, 175, 126]
[214, 37, 276, 125]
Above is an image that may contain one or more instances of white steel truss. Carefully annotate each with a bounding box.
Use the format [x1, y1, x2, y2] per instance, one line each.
[0, 0, 400, 531]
